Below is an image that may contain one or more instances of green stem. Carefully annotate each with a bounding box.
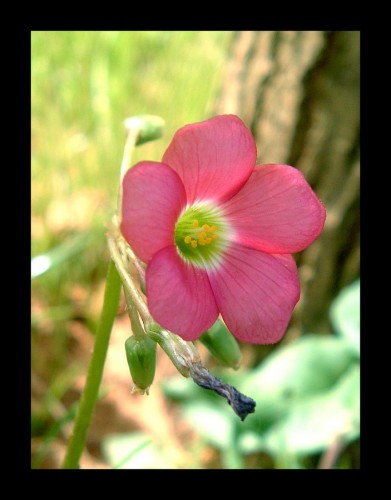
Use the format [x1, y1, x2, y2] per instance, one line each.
[61, 115, 164, 469]
[62, 260, 121, 469]
[107, 228, 150, 325]
[148, 328, 200, 377]
[117, 127, 138, 221]
[123, 286, 148, 340]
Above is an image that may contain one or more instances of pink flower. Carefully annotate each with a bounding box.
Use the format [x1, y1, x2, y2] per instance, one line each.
[121, 115, 326, 344]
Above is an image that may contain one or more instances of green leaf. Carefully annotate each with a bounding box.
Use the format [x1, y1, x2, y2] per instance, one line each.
[240, 335, 357, 424]
[262, 364, 360, 457]
[238, 431, 265, 455]
[181, 401, 235, 450]
[330, 280, 360, 356]
[31, 232, 92, 279]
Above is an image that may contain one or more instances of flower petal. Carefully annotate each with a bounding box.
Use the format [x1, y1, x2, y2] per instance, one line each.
[208, 245, 300, 344]
[222, 164, 326, 254]
[121, 162, 187, 263]
[146, 246, 219, 340]
[162, 115, 257, 204]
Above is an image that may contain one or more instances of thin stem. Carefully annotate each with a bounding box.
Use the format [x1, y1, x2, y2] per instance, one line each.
[318, 433, 345, 469]
[123, 286, 147, 340]
[148, 328, 200, 377]
[62, 116, 164, 469]
[62, 260, 122, 469]
[124, 243, 146, 284]
[117, 127, 138, 221]
[107, 229, 150, 325]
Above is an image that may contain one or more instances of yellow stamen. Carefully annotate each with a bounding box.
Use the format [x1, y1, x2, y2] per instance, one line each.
[179, 216, 219, 252]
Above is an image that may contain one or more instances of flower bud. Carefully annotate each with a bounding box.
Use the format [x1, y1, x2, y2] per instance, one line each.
[125, 335, 157, 394]
[124, 115, 165, 146]
[199, 319, 242, 369]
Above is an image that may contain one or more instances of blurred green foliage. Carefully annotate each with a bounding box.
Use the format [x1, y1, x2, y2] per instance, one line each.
[32, 31, 230, 245]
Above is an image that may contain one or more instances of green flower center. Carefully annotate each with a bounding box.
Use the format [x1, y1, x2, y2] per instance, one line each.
[174, 203, 229, 267]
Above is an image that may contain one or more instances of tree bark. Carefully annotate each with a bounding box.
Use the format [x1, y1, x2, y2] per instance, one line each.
[216, 31, 360, 334]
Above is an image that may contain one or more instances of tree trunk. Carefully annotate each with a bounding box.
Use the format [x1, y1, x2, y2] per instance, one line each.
[216, 31, 360, 334]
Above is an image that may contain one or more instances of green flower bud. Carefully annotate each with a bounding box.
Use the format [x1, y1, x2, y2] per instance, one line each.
[125, 335, 157, 394]
[199, 319, 242, 369]
[124, 115, 165, 146]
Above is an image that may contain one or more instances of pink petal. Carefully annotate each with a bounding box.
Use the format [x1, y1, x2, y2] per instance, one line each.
[162, 115, 257, 204]
[208, 245, 300, 344]
[146, 246, 219, 340]
[222, 164, 326, 254]
[121, 162, 187, 263]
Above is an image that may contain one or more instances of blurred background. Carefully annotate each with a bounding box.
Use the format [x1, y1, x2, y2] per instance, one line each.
[31, 31, 360, 469]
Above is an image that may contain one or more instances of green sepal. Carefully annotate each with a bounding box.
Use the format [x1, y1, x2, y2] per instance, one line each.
[125, 335, 157, 394]
[124, 115, 165, 146]
[200, 319, 242, 369]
